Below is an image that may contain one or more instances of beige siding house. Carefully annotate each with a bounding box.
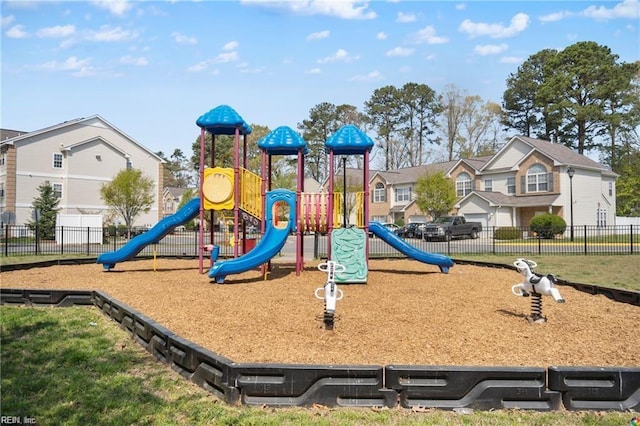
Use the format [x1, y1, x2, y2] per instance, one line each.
[369, 135, 617, 228]
[0, 116, 165, 227]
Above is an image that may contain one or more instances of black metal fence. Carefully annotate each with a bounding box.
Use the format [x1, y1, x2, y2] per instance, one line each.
[1, 224, 637, 259]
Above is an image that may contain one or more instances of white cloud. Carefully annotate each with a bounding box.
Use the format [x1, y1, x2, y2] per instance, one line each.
[386, 46, 414, 57]
[213, 51, 238, 63]
[36, 25, 75, 38]
[306, 30, 330, 41]
[539, 11, 572, 23]
[376, 31, 387, 40]
[582, 0, 640, 19]
[317, 48, 359, 64]
[223, 41, 239, 50]
[455, 3, 466, 11]
[90, 0, 133, 16]
[1, 15, 15, 28]
[240, 0, 376, 20]
[187, 61, 211, 73]
[500, 56, 523, 64]
[474, 43, 508, 55]
[38, 56, 91, 71]
[305, 67, 321, 74]
[6, 25, 28, 38]
[120, 55, 148, 66]
[349, 70, 383, 82]
[411, 26, 449, 44]
[172, 31, 197, 45]
[87, 26, 137, 42]
[459, 13, 530, 38]
[397, 12, 416, 23]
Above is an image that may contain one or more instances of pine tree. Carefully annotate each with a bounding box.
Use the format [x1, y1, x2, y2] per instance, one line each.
[27, 182, 60, 239]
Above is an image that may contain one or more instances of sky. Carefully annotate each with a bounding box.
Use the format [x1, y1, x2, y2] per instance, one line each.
[2, 0, 639, 160]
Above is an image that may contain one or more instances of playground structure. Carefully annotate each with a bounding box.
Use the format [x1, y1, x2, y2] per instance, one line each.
[97, 104, 455, 282]
[511, 258, 565, 323]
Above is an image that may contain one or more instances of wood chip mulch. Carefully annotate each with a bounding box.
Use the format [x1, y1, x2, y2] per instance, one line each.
[2, 258, 638, 368]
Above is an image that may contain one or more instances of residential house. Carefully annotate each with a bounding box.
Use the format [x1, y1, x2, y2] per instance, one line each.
[370, 135, 617, 228]
[162, 186, 194, 217]
[0, 115, 165, 227]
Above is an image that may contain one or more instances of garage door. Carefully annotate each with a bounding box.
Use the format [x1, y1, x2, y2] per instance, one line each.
[463, 213, 488, 228]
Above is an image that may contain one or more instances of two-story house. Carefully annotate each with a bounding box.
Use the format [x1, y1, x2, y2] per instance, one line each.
[0, 115, 165, 227]
[370, 135, 617, 228]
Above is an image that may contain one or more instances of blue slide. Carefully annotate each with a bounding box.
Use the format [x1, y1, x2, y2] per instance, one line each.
[368, 222, 455, 273]
[208, 188, 296, 284]
[97, 197, 201, 270]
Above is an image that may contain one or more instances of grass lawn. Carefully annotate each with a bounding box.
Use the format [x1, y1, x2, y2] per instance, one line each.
[1, 306, 638, 425]
[454, 254, 640, 291]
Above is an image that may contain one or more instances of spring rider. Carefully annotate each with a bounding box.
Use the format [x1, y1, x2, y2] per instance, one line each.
[511, 258, 565, 323]
[315, 260, 345, 330]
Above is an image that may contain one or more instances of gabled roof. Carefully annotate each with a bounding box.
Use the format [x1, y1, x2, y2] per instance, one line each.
[452, 156, 492, 174]
[371, 161, 457, 185]
[457, 190, 560, 208]
[163, 187, 193, 199]
[1, 128, 28, 141]
[0, 115, 165, 162]
[60, 136, 128, 156]
[482, 135, 614, 175]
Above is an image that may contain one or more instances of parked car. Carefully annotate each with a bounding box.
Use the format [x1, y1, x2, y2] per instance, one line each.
[395, 222, 426, 239]
[422, 216, 482, 241]
[369, 222, 400, 237]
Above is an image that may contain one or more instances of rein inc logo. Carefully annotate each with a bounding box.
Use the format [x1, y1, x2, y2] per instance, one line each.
[0, 417, 36, 424]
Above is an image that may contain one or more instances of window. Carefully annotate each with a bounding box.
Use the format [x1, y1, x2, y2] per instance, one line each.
[0, 154, 5, 166]
[609, 182, 613, 197]
[456, 172, 472, 197]
[484, 179, 493, 192]
[53, 183, 62, 199]
[126, 159, 132, 170]
[395, 187, 412, 203]
[527, 164, 547, 192]
[53, 153, 63, 169]
[373, 183, 386, 203]
[0, 183, 4, 199]
[506, 177, 516, 194]
[596, 208, 606, 227]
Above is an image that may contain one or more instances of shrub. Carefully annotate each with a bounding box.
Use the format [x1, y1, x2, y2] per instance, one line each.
[494, 226, 523, 240]
[529, 214, 566, 239]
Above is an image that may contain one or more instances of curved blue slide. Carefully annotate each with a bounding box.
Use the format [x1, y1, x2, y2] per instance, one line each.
[97, 197, 201, 270]
[368, 222, 455, 273]
[208, 188, 296, 284]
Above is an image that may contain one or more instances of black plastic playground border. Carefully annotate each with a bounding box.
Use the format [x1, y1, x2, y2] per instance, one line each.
[1, 260, 639, 411]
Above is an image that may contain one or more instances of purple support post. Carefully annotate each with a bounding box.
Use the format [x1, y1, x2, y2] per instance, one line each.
[327, 150, 335, 259]
[233, 127, 240, 258]
[296, 149, 304, 275]
[364, 150, 370, 265]
[198, 127, 206, 274]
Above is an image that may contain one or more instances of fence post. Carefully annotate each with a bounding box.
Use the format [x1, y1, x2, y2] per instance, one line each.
[4, 224, 8, 257]
[35, 224, 40, 256]
[86, 226, 90, 256]
[60, 226, 64, 255]
[631, 225, 634, 254]
[491, 226, 495, 254]
[583, 225, 587, 254]
[537, 235, 541, 255]
[113, 225, 117, 251]
[314, 232, 319, 259]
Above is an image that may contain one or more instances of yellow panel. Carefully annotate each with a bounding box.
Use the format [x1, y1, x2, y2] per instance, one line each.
[202, 167, 234, 210]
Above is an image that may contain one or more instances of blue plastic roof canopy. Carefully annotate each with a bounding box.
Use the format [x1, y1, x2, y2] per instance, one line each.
[196, 105, 252, 135]
[325, 125, 374, 155]
[257, 126, 309, 155]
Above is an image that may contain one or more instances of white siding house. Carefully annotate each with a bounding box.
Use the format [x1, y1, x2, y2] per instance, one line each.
[0, 116, 165, 226]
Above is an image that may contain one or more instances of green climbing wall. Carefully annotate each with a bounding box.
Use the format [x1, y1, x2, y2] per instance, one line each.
[330, 227, 368, 283]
